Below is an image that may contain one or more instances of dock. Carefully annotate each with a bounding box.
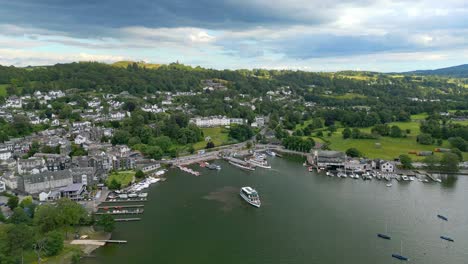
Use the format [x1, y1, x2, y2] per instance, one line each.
[104, 199, 147, 203]
[115, 218, 141, 222]
[178, 166, 201, 176]
[71, 240, 128, 246]
[98, 205, 144, 209]
[224, 156, 251, 166]
[415, 170, 438, 182]
[95, 209, 144, 215]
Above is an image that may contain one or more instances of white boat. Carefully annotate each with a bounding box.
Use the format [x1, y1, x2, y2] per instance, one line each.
[240, 187, 261, 208]
[155, 170, 166, 176]
[118, 194, 128, 199]
[435, 178, 442, 183]
[247, 158, 271, 169]
[386, 183, 393, 187]
[265, 149, 276, 157]
[229, 161, 255, 171]
[409, 176, 415, 181]
[401, 175, 409, 181]
[128, 193, 138, 198]
[138, 193, 148, 198]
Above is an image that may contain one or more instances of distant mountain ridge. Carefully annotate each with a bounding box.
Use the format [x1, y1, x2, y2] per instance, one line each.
[406, 64, 468, 78]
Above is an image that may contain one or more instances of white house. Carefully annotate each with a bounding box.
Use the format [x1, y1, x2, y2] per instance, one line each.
[110, 112, 126, 120]
[380, 161, 395, 172]
[5, 96, 22, 108]
[0, 150, 12, 160]
[74, 135, 88, 145]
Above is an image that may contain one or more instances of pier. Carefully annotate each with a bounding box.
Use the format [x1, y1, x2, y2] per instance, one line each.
[71, 240, 128, 246]
[95, 209, 144, 215]
[178, 166, 201, 176]
[115, 218, 141, 222]
[104, 198, 147, 203]
[415, 170, 438, 182]
[98, 204, 144, 209]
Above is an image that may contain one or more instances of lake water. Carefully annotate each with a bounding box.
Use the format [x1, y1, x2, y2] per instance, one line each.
[82, 156, 468, 264]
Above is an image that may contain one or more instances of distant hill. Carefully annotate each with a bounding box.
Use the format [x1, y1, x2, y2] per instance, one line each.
[112, 60, 162, 69]
[406, 64, 468, 78]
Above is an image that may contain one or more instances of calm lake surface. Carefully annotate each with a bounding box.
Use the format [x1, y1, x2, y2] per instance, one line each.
[82, 156, 468, 264]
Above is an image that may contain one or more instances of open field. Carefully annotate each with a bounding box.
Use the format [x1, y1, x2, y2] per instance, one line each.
[106, 170, 135, 187]
[193, 127, 232, 150]
[325, 120, 468, 161]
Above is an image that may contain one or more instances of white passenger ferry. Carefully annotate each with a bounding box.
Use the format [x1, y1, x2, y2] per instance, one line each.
[240, 187, 261, 208]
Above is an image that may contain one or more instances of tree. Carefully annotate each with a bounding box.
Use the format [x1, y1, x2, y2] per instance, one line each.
[448, 137, 466, 151]
[43, 231, 64, 256]
[9, 207, 31, 225]
[97, 214, 115, 233]
[19, 196, 33, 208]
[342, 128, 351, 139]
[135, 170, 145, 179]
[451, 148, 463, 161]
[423, 155, 439, 171]
[346, 148, 361, 158]
[7, 195, 19, 210]
[417, 133, 433, 145]
[389, 125, 402, 138]
[108, 179, 121, 190]
[55, 199, 87, 238]
[206, 141, 215, 149]
[399, 154, 413, 169]
[229, 124, 253, 141]
[440, 153, 460, 172]
[246, 141, 253, 149]
[6, 224, 34, 264]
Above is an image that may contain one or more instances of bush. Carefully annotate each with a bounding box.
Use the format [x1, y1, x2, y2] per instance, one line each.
[44, 231, 64, 256]
[135, 170, 145, 179]
[346, 148, 362, 158]
[417, 133, 433, 145]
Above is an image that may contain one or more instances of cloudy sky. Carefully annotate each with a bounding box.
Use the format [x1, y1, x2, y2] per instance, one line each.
[0, 0, 467, 71]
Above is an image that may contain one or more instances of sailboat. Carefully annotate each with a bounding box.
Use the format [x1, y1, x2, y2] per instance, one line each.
[377, 221, 391, 240]
[392, 241, 409, 261]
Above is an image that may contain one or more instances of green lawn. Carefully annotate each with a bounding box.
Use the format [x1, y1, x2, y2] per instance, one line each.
[0, 84, 7, 97]
[193, 127, 232, 150]
[106, 170, 135, 187]
[410, 113, 428, 121]
[326, 124, 468, 161]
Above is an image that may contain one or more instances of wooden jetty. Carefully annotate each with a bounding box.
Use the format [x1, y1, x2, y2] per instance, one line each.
[224, 156, 251, 166]
[415, 170, 438, 182]
[95, 209, 144, 215]
[71, 240, 127, 246]
[98, 205, 144, 209]
[178, 166, 201, 176]
[115, 218, 141, 222]
[104, 199, 147, 203]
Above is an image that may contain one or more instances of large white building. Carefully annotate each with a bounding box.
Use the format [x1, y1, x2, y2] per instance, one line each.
[190, 116, 246, 128]
[0, 150, 12, 160]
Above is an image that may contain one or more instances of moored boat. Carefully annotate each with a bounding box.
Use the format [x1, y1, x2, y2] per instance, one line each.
[265, 149, 276, 157]
[247, 158, 271, 169]
[239, 187, 261, 208]
[207, 163, 221, 170]
[229, 161, 255, 171]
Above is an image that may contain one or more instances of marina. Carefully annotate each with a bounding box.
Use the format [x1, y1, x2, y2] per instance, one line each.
[83, 158, 466, 264]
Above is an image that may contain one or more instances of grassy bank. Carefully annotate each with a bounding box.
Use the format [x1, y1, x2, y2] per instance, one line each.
[106, 170, 135, 187]
[193, 127, 232, 150]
